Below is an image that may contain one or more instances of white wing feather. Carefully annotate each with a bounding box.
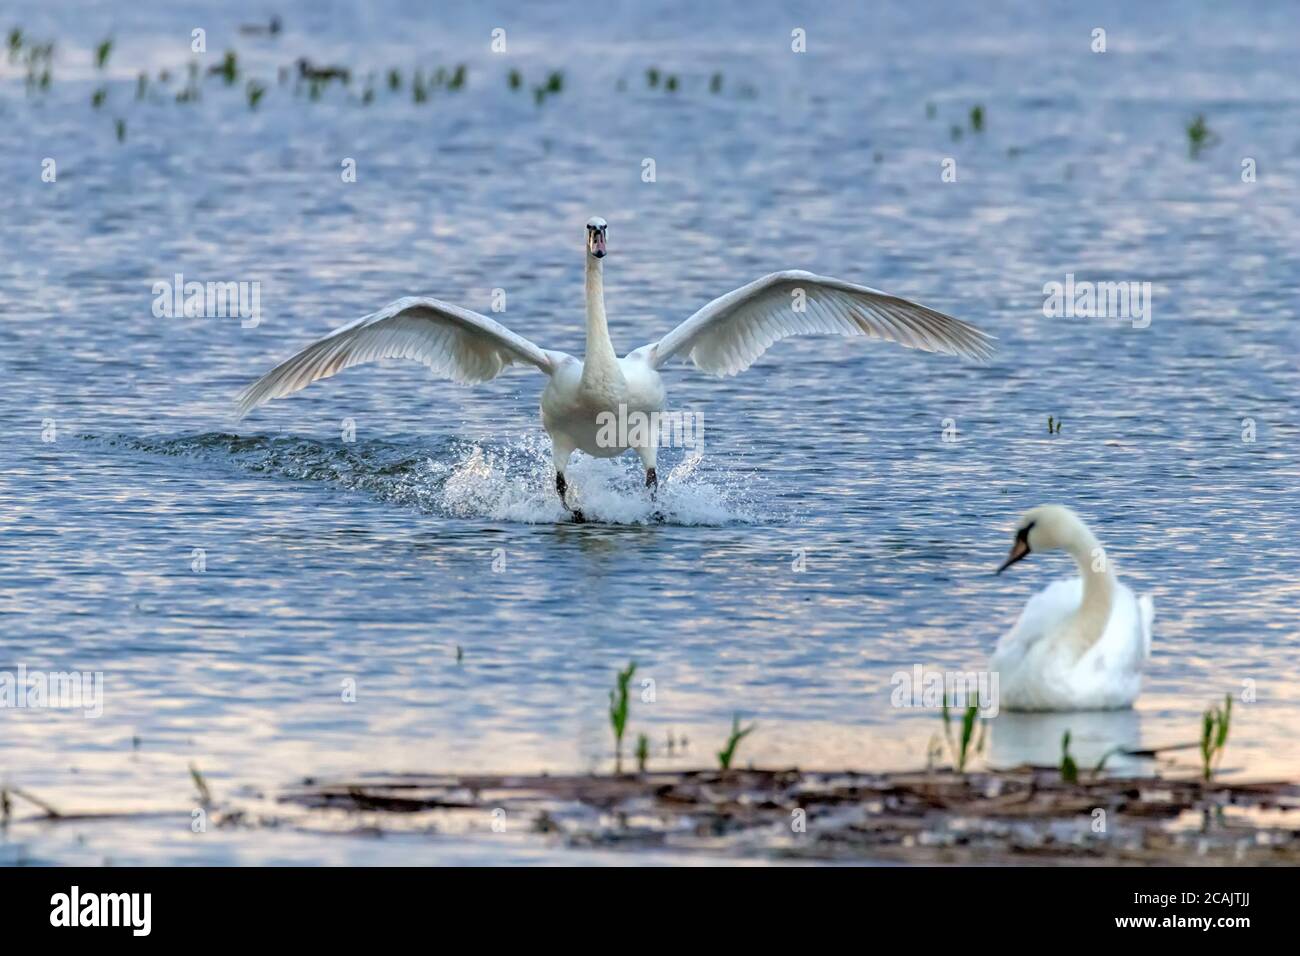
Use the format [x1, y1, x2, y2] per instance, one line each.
[641, 270, 994, 374]
[236, 296, 555, 418]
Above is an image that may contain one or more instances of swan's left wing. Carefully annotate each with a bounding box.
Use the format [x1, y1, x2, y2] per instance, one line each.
[235, 296, 556, 419]
[638, 271, 994, 375]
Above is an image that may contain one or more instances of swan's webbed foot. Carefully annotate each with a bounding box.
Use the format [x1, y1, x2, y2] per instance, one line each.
[556, 471, 585, 523]
[645, 468, 664, 522]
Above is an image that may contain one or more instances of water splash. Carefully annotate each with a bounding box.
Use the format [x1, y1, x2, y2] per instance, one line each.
[87, 431, 761, 526]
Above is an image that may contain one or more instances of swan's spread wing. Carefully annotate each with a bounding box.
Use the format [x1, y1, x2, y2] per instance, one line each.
[642, 271, 994, 375]
[236, 296, 553, 418]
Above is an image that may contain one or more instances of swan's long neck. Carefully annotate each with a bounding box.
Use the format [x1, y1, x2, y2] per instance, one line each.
[1064, 526, 1115, 654]
[582, 255, 620, 384]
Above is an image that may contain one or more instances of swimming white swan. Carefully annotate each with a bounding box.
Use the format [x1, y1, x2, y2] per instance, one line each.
[991, 505, 1154, 711]
[236, 218, 994, 520]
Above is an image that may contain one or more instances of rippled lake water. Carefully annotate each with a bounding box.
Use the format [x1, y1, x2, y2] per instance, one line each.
[1, 0, 1297, 864]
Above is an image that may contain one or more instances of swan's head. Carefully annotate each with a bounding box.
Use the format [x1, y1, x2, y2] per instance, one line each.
[586, 216, 607, 259]
[997, 504, 1086, 574]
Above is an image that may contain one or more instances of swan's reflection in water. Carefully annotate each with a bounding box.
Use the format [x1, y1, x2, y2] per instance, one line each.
[989, 709, 1144, 773]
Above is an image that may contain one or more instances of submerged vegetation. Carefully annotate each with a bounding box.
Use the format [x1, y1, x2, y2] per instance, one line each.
[1186, 113, 1218, 158]
[2, 18, 766, 149]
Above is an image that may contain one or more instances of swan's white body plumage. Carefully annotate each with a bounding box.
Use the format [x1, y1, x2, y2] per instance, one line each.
[236, 221, 994, 512]
[990, 505, 1155, 712]
[992, 578, 1154, 710]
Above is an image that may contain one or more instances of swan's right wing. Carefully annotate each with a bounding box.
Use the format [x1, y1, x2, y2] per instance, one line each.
[639, 270, 994, 375]
[236, 296, 556, 419]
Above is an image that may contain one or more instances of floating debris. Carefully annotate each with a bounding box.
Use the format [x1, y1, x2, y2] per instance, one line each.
[297, 57, 349, 84]
[276, 767, 1300, 864]
[238, 15, 283, 37]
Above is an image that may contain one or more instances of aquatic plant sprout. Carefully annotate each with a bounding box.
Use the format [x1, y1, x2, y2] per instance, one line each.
[717, 714, 756, 771]
[608, 662, 636, 774]
[1059, 731, 1079, 784]
[941, 692, 986, 773]
[1200, 695, 1232, 781]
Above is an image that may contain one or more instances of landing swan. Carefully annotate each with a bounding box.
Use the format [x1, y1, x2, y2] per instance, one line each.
[236, 218, 995, 520]
[991, 505, 1154, 711]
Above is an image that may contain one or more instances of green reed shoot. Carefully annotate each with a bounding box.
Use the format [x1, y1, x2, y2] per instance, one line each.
[941, 691, 985, 773]
[1186, 114, 1214, 157]
[1200, 694, 1232, 781]
[94, 38, 112, 69]
[635, 733, 649, 773]
[717, 713, 756, 771]
[609, 661, 636, 773]
[970, 104, 984, 131]
[217, 50, 237, 84]
[189, 762, 212, 805]
[1060, 731, 1078, 783]
[246, 80, 265, 109]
